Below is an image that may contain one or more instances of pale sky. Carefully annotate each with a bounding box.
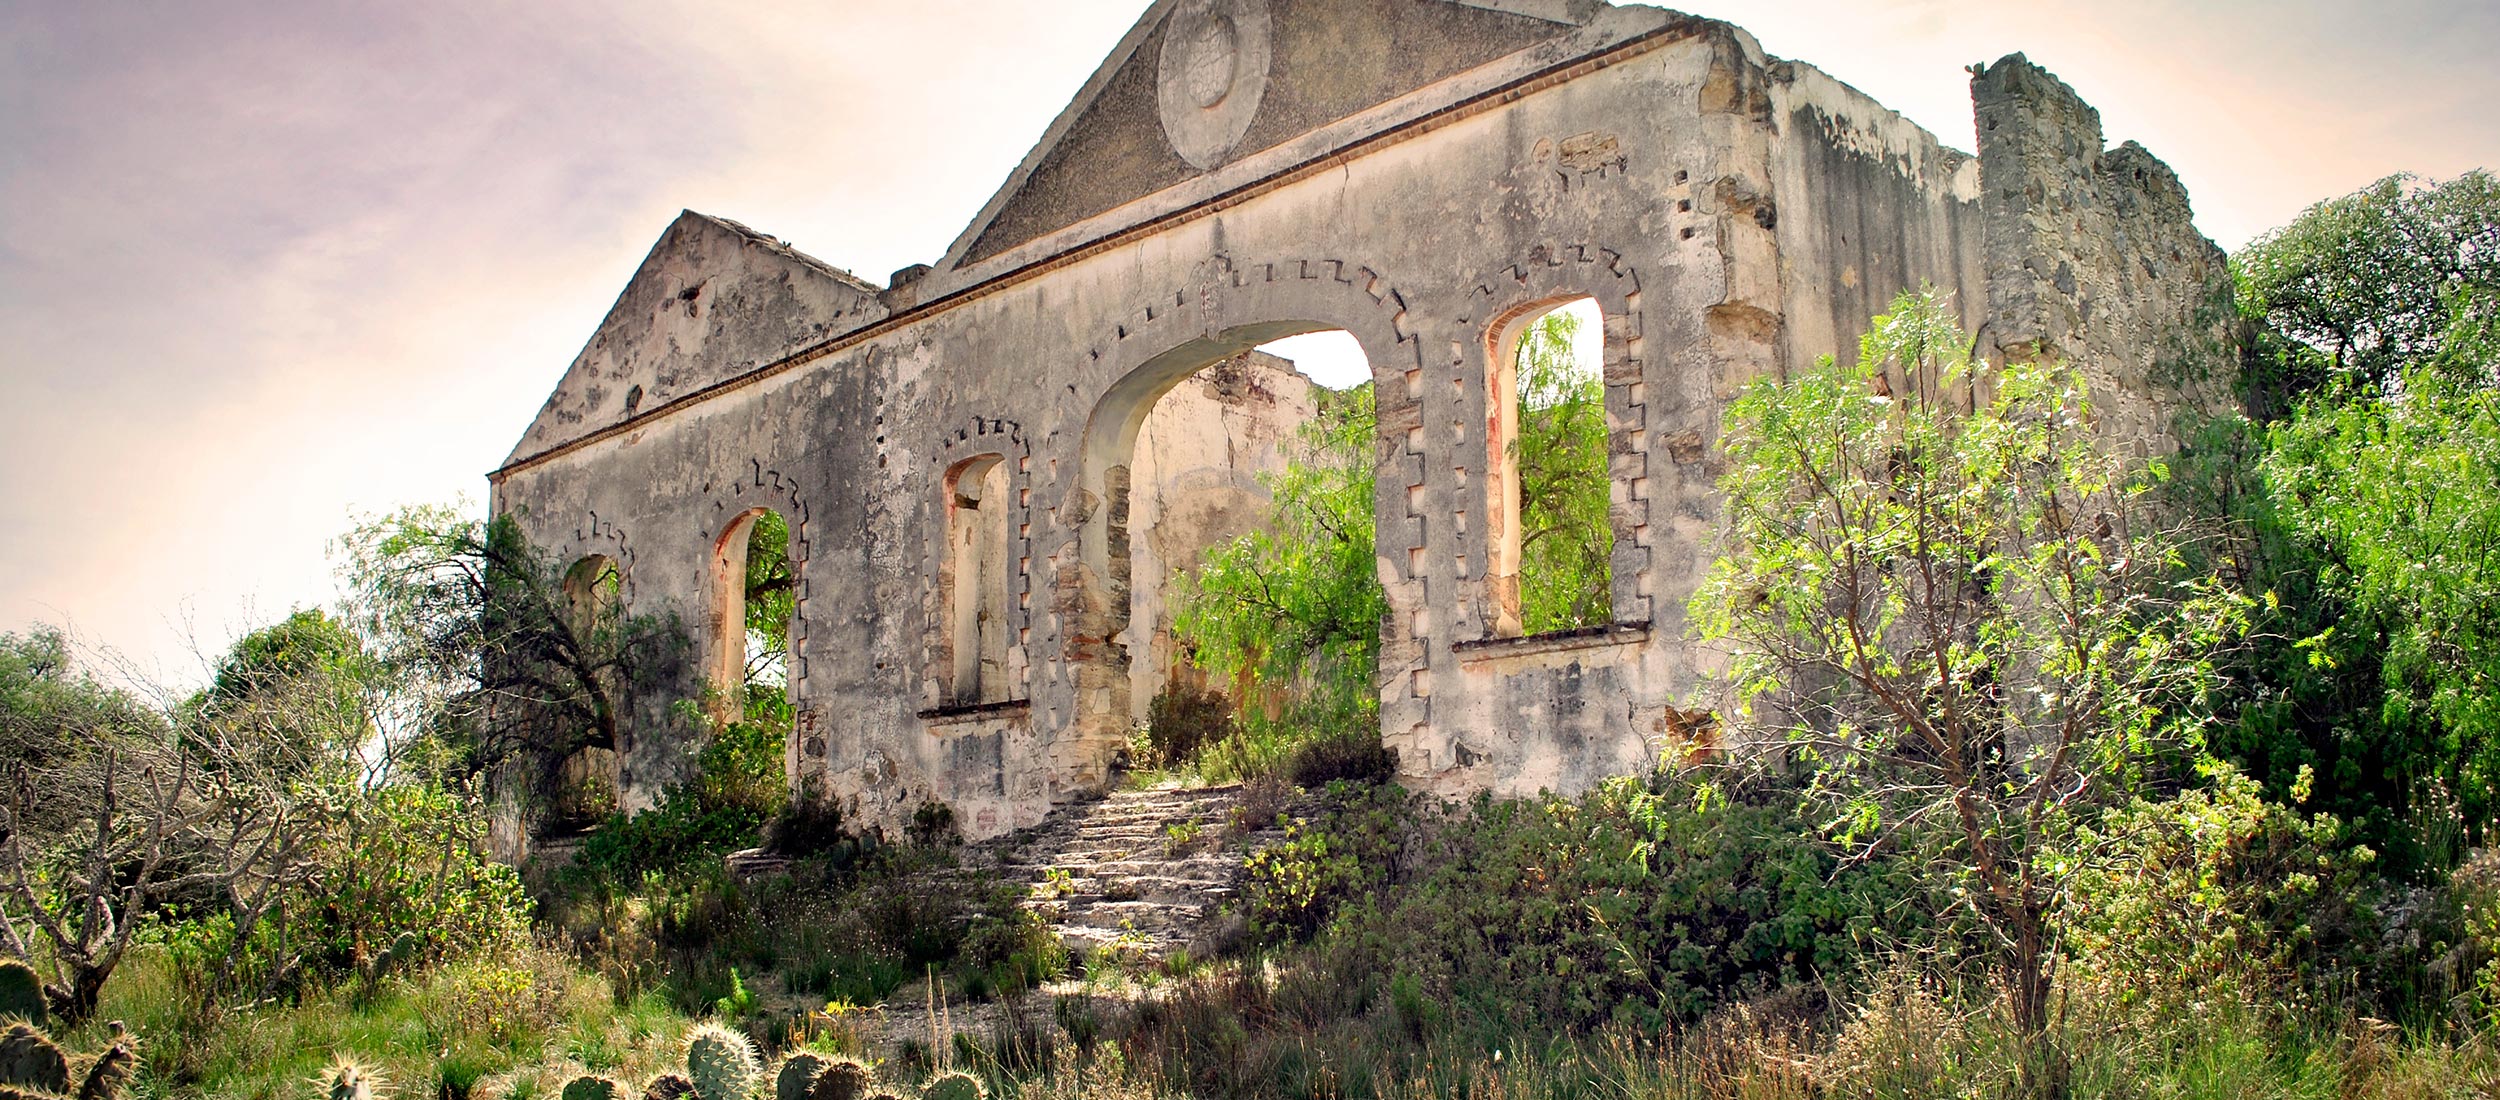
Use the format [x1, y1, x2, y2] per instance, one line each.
[3, 0, 2493, 686]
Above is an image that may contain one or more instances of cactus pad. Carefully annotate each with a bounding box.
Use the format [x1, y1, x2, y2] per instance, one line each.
[918, 1072, 983, 1100]
[562, 1075, 626, 1100]
[806, 1060, 872, 1100]
[772, 1054, 827, 1100]
[0, 964, 45, 1027]
[0, 1023, 67, 1094]
[683, 1024, 760, 1100]
[75, 1032, 135, 1100]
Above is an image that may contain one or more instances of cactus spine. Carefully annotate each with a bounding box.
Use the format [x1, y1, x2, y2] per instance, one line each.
[917, 1071, 982, 1100]
[0, 964, 45, 1027]
[74, 1025, 135, 1100]
[562, 1075, 628, 1100]
[643, 1073, 696, 1100]
[806, 1060, 872, 1100]
[0, 1024, 67, 1095]
[683, 1024, 759, 1100]
[772, 1054, 827, 1100]
[317, 1058, 381, 1100]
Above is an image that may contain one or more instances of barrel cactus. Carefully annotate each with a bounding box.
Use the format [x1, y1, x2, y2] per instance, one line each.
[806, 1060, 872, 1100]
[563, 1075, 627, 1100]
[643, 1073, 697, 1100]
[918, 1072, 983, 1100]
[772, 1054, 827, 1100]
[0, 963, 45, 1026]
[317, 1058, 381, 1100]
[683, 1024, 760, 1100]
[0, 1023, 67, 1094]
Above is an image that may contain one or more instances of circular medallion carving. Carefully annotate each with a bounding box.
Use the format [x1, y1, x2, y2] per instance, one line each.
[1157, 0, 1269, 171]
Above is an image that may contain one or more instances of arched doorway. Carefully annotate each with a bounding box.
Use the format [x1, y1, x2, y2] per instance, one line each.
[1068, 321, 1380, 780]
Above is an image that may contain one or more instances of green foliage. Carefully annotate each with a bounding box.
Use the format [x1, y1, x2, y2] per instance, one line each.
[184, 608, 375, 780]
[573, 699, 790, 884]
[1140, 683, 1233, 769]
[1509, 306, 1614, 634]
[918, 1070, 983, 1100]
[334, 502, 686, 803]
[1175, 382, 1386, 746]
[2259, 366, 2500, 853]
[2060, 763, 2386, 1015]
[1693, 290, 2248, 1035]
[1261, 771, 1914, 1037]
[0, 963, 45, 1026]
[683, 1022, 760, 1100]
[0, 629, 169, 837]
[2236, 170, 2499, 402]
[0, 1024, 65, 1094]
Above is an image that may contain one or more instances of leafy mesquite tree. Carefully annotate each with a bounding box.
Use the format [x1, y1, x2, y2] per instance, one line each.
[334, 504, 684, 808]
[1693, 292, 2246, 1051]
[2236, 170, 2499, 406]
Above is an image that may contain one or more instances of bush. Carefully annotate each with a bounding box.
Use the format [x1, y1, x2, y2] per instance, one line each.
[1266, 768, 1920, 1036]
[1283, 727, 1395, 788]
[1143, 683, 1236, 768]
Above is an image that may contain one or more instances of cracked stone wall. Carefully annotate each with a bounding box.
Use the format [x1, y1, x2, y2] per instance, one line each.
[490, 0, 2239, 842]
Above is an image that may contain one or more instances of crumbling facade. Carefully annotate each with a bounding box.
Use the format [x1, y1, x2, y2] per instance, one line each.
[491, 0, 2236, 841]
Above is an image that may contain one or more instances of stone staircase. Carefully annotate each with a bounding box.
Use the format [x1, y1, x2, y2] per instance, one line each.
[976, 783, 1266, 959]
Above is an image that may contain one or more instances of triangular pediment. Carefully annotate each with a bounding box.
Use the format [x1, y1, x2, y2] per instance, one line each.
[944, 0, 1597, 270]
[505, 212, 885, 464]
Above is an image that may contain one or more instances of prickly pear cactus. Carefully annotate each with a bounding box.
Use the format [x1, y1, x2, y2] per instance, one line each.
[562, 1075, 626, 1100]
[772, 1053, 827, 1100]
[643, 1073, 697, 1100]
[918, 1072, 983, 1100]
[318, 1058, 381, 1100]
[805, 1060, 872, 1100]
[0, 1023, 67, 1094]
[74, 1027, 135, 1100]
[0, 963, 46, 1026]
[683, 1024, 759, 1100]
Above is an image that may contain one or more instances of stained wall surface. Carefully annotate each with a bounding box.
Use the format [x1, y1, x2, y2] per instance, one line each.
[491, 0, 2236, 841]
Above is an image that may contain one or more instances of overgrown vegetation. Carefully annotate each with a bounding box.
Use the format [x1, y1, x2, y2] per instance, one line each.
[2, 172, 2496, 1100]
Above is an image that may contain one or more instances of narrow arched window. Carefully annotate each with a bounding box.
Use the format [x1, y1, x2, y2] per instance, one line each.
[941, 454, 1013, 705]
[1486, 297, 1613, 637]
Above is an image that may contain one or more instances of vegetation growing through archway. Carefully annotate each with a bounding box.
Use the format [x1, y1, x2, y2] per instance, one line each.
[1161, 310, 1611, 779]
[1506, 302, 1614, 635]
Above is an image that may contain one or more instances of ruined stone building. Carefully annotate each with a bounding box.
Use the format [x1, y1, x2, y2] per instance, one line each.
[491, 0, 2237, 841]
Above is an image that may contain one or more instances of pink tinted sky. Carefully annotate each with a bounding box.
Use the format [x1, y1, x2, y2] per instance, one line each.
[2, 0, 2493, 686]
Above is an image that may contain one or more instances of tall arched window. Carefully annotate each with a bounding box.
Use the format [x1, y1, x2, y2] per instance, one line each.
[1485, 297, 1613, 638]
[709, 508, 796, 717]
[941, 454, 1013, 705]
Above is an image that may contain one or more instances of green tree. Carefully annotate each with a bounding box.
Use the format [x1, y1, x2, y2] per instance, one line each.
[1176, 382, 1385, 732]
[1692, 292, 2245, 1055]
[2258, 365, 2500, 854]
[183, 608, 375, 782]
[2236, 170, 2499, 406]
[334, 503, 684, 807]
[1511, 307, 1613, 634]
[1171, 311, 1614, 754]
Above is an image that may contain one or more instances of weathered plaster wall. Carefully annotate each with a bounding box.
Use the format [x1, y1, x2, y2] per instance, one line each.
[491, 0, 2239, 843]
[1125, 351, 1318, 724]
